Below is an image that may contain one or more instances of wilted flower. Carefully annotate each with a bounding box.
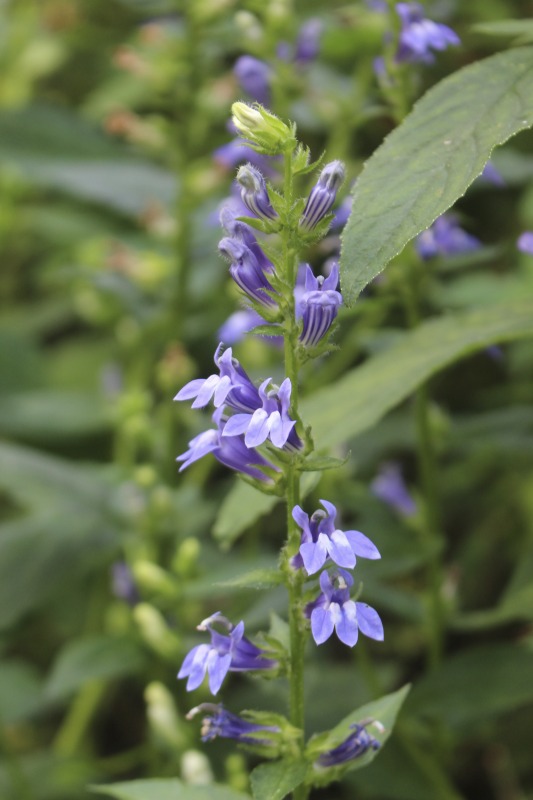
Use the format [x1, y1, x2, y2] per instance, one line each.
[306, 569, 384, 647]
[292, 499, 380, 575]
[178, 613, 277, 695]
[396, 3, 460, 64]
[316, 720, 383, 767]
[187, 703, 280, 744]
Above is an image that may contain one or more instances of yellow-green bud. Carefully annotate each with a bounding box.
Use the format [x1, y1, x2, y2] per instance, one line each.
[231, 102, 296, 155]
[145, 681, 185, 749]
[133, 603, 180, 659]
[181, 750, 214, 785]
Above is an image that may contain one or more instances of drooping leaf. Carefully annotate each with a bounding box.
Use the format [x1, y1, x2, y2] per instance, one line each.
[91, 779, 250, 800]
[250, 760, 309, 800]
[341, 46, 533, 303]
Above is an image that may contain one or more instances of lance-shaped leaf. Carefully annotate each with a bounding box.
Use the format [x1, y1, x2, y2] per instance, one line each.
[341, 46, 533, 304]
[91, 779, 250, 800]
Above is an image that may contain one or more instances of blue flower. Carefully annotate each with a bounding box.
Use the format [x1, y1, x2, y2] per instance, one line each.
[300, 161, 345, 231]
[292, 499, 380, 575]
[176, 409, 279, 482]
[295, 18, 323, 63]
[222, 377, 301, 450]
[234, 56, 271, 106]
[396, 3, 460, 64]
[306, 569, 384, 647]
[219, 235, 278, 308]
[111, 562, 139, 606]
[297, 263, 342, 348]
[187, 703, 280, 744]
[217, 309, 266, 344]
[518, 231, 533, 255]
[174, 344, 260, 412]
[214, 138, 275, 174]
[416, 214, 480, 259]
[178, 613, 277, 695]
[371, 463, 416, 517]
[316, 720, 383, 767]
[236, 163, 278, 221]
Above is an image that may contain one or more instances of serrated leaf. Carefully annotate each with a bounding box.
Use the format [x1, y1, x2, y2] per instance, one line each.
[91, 780, 250, 800]
[45, 636, 146, 702]
[250, 760, 308, 800]
[341, 46, 533, 303]
[216, 568, 283, 590]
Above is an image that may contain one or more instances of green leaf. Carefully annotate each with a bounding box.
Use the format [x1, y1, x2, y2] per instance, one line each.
[91, 779, 250, 800]
[0, 660, 44, 723]
[341, 46, 533, 304]
[307, 685, 411, 781]
[250, 760, 308, 800]
[45, 636, 146, 702]
[473, 20, 533, 45]
[214, 301, 533, 540]
[303, 301, 533, 450]
[0, 104, 175, 215]
[406, 645, 533, 728]
[0, 390, 111, 442]
[216, 568, 283, 591]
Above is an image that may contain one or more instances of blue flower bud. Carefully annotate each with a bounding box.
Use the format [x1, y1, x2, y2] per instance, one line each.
[187, 703, 280, 744]
[236, 163, 278, 221]
[300, 160, 345, 231]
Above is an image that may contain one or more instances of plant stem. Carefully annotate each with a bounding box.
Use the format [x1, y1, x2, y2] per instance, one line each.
[280, 151, 309, 800]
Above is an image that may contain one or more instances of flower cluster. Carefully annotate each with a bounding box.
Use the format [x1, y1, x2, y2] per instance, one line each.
[395, 3, 460, 64]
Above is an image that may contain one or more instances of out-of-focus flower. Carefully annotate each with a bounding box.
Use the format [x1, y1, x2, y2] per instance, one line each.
[371, 463, 416, 516]
[517, 231, 533, 255]
[300, 161, 345, 231]
[222, 377, 300, 450]
[416, 214, 480, 259]
[111, 562, 140, 606]
[295, 18, 323, 63]
[480, 161, 505, 187]
[396, 3, 460, 64]
[292, 499, 380, 575]
[217, 309, 266, 344]
[234, 55, 271, 106]
[306, 569, 384, 647]
[178, 613, 277, 695]
[316, 720, 383, 767]
[187, 703, 280, 744]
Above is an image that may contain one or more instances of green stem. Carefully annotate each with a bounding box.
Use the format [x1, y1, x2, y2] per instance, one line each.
[280, 151, 309, 800]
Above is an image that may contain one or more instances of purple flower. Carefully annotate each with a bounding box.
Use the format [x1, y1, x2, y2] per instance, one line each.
[292, 499, 380, 575]
[236, 164, 278, 221]
[174, 344, 260, 412]
[214, 138, 274, 174]
[219, 235, 278, 308]
[217, 309, 266, 344]
[331, 195, 352, 231]
[306, 569, 384, 647]
[297, 263, 342, 347]
[517, 232, 533, 255]
[300, 161, 345, 231]
[480, 161, 505, 187]
[178, 613, 277, 695]
[111, 562, 139, 606]
[371, 463, 416, 516]
[316, 720, 383, 767]
[416, 214, 480, 259]
[396, 3, 460, 64]
[234, 56, 271, 106]
[222, 377, 301, 450]
[176, 409, 278, 482]
[295, 18, 323, 63]
[187, 703, 280, 744]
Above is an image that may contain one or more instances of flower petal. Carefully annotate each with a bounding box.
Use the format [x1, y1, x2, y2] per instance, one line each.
[244, 408, 270, 447]
[328, 529, 356, 569]
[300, 534, 328, 575]
[174, 379, 206, 402]
[356, 603, 384, 641]
[207, 651, 232, 695]
[221, 413, 252, 438]
[191, 374, 221, 409]
[311, 606, 335, 644]
[344, 529, 381, 560]
[335, 600, 359, 647]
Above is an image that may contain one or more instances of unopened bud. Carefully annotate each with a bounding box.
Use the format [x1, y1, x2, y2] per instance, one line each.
[231, 102, 295, 155]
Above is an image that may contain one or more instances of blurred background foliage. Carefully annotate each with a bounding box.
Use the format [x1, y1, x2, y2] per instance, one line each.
[1, 0, 533, 798]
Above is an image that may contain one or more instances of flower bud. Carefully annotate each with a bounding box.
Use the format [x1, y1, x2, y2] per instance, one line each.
[236, 164, 277, 220]
[231, 102, 295, 155]
[300, 161, 345, 231]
